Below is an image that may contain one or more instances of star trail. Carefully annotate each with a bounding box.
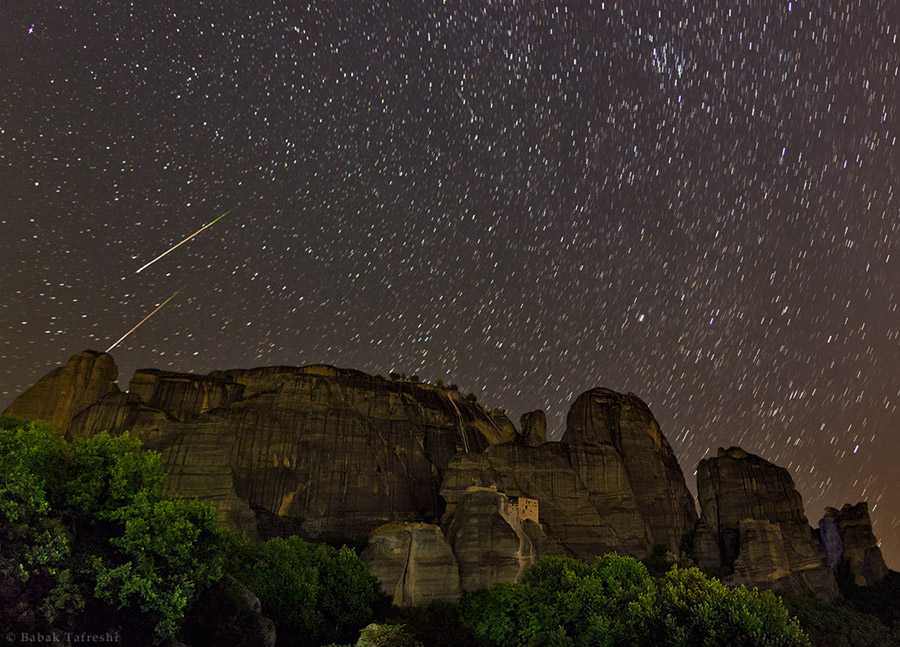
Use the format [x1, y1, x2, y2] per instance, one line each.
[1, 2, 897, 564]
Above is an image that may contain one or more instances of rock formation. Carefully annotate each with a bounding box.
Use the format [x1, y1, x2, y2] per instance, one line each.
[819, 503, 888, 586]
[444, 487, 548, 591]
[440, 443, 652, 559]
[518, 410, 546, 446]
[4, 352, 887, 603]
[695, 447, 839, 599]
[562, 388, 697, 552]
[4, 350, 118, 438]
[360, 523, 461, 606]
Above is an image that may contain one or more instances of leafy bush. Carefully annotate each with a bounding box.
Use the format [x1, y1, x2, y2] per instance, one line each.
[459, 554, 811, 646]
[230, 535, 388, 646]
[385, 600, 478, 647]
[0, 417, 225, 643]
[781, 590, 898, 647]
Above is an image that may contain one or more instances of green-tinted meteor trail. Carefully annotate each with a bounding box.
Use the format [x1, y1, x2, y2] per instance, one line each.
[136, 210, 231, 273]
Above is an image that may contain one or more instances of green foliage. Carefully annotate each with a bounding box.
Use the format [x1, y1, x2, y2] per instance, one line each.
[0, 418, 78, 630]
[354, 623, 423, 647]
[386, 600, 478, 647]
[780, 593, 896, 647]
[641, 544, 675, 576]
[841, 569, 900, 631]
[231, 535, 387, 647]
[459, 554, 811, 647]
[0, 417, 224, 643]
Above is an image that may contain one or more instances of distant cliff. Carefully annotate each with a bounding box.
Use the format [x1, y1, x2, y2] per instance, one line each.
[5, 350, 888, 603]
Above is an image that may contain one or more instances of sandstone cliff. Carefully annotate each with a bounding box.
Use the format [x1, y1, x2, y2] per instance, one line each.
[694, 447, 839, 599]
[4, 351, 886, 604]
[4, 350, 119, 438]
[563, 388, 697, 552]
[819, 503, 888, 587]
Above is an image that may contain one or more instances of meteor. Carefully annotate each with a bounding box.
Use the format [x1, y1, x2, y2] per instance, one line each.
[136, 210, 230, 273]
[105, 290, 182, 353]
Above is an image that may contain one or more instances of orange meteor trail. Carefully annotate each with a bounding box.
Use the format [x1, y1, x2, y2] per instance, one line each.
[105, 290, 181, 353]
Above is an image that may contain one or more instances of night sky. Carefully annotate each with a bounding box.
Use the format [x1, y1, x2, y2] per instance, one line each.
[1, 3, 897, 565]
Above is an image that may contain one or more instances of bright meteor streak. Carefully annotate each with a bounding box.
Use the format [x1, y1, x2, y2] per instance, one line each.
[136, 210, 230, 273]
[105, 290, 182, 353]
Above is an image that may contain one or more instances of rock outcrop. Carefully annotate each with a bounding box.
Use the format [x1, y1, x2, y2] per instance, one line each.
[16, 357, 517, 543]
[440, 444, 652, 559]
[5, 352, 888, 602]
[129, 369, 245, 421]
[4, 350, 118, 438]
[518, 410, 547, 446]
[563, 389, 697, 552]
[695, 447, 839, 599]
[819, 503, 888, 586]
[444, 487, 549, 591]
[361, 523, 461, 606]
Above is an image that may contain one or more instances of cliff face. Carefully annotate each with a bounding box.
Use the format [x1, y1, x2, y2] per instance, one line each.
[563, 389, 697, 552]
[440, 444, 652, 559]
[63, 361, 516, 541]
[4, 351, 886, 604]
[4, 350, 119, 438]
[695, 447, 839, 599]
[819, 503, 888, 587]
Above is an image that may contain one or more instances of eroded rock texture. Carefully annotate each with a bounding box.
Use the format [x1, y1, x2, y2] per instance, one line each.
[695, 447, 838, 599]
[3, 350, 118, 438]
[444, 487, 548, 591]
[440, 444, 651, 559]
[563, 388, 697, 552]
[819, 503, 887, 586]
[18, 357, 517, 542]
[6, 352, 887, 601]
[360, 522, 461, 606]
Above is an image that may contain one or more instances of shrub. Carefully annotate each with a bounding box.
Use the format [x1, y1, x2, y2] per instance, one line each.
[459, 555, 810, 646]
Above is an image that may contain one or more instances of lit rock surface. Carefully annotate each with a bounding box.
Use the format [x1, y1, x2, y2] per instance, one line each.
[129, 369, 245, 421]
[441, 443, 652, 559]
[69, 391, 175, 441]
[360, 522, 461, 606]
[3, 350, 118, 438]
[695, 447, 839, 599]
[563, 388, 697, 552]
[444, 487, 547, 591]
[6, 353, 888, 600]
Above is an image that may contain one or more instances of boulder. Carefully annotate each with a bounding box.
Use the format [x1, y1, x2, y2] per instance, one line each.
[3, 350, 118, 437]
[360, 522, 461, 606]
[695, 447, 838, 599]
[563, 388, 696, 552]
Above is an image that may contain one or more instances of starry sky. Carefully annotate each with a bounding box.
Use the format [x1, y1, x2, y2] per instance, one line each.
[1, 2, 897, 565]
